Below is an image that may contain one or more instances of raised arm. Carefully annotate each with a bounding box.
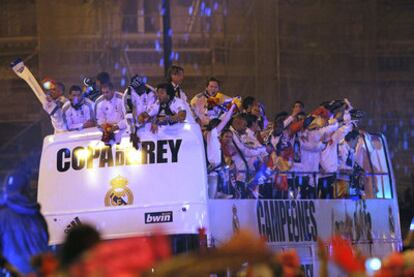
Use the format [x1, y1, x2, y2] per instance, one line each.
[217, 104, 236, 133]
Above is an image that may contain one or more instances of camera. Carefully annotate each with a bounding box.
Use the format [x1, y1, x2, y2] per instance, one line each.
[41, 78, 56, 91]
[82, 77, 98, 97]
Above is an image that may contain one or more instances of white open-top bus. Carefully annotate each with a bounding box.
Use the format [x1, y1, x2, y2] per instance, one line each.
[38, 121, 402, 276]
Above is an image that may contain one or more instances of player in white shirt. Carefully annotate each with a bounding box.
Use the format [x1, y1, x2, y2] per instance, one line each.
[336, 129, 361, 198]
[265, 111, 303, 199]
[204, 104, 236, 198]
[94, 82, 127, 145]
[319, 109, 353, 198]
[122, 75, 156, 148]
[95, 82, 126, 128]
[139, 83, 186, 134]
[62, 85, 95, 131]
[229, 114, 267, 198]
[123, 75, 156, 123]
[42, 82, 68, 133]
[293, 115, 339, 199]
[167, 65, 196, 123]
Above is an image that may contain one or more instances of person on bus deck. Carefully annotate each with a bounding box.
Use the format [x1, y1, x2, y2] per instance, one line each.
[244, 114, 269, 193]
[122, 75, 156, 126]
[261, 102, 300, 144]
[220, 129, 240, 198]
[245, 113, 266, 148]
[62, 85, 96, 131]
[95, 82, 127, 133]
[190, 77, 231, 127]
[335, 129, 361, 198]
[141, 83, 187, 134]
[242, 96, 256, 114]
[229, 113, 268, 198]
[292, 110, 340, 199]
[203, 103, 236, 199]
[266, 112, 296, 199]
[95, 72, 111, 91]
[242, 96, 268, 130]
[318, 109, 353, 199]
[354, 131, 380, 199]
[292, 100, 305, 116]
[43, 81, 68, 133]
[85, 71, 111, 102]
[167, 65, 195, 123]
[265, 110, 301, 160]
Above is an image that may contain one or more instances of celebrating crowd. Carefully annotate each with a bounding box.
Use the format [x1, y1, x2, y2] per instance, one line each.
[40, 65, 377, 200]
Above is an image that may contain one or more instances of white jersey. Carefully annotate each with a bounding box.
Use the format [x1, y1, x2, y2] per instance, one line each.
[122, 88, 156, 121]
[172, 83, 187, 102]
[146, 97, 187, 118]
[292, 122, 339, 184]
[172, 83, 196, 123]
[42, 96, 68, 133]
[244, 128, 266, 169]
[320, 123, 353, 175]
[95, 92, 127, 129]
[206, 128, 222, 167]
[337, 141, 355, 181]
[205, 106, 235, 168]
[229, 126, 267, 182]
[62, 99, 95, 131]
[244, 128, 263, 148]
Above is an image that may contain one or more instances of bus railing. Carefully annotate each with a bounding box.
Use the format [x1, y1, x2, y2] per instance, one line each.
[210, 168, 393, 200]
[209, 132, 395, 200]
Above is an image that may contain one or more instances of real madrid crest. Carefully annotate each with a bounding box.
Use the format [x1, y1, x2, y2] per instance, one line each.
[105, 175, 134, 207]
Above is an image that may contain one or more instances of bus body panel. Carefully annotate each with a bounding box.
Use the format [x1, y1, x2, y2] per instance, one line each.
[37, 123, 209, 244]
[208, 198, 402, 276]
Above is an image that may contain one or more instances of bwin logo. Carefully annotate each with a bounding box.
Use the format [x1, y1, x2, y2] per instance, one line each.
[145, 211, 173, 224]
[64, 216, 82, 233]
